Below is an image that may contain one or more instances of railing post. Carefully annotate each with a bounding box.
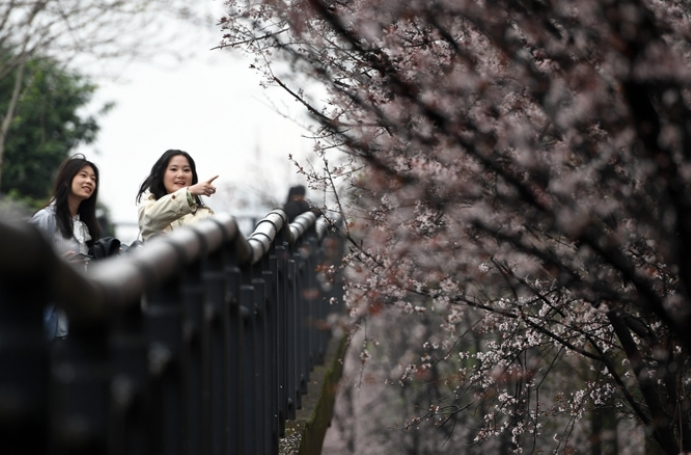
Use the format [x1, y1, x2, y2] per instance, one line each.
[0, 251, 51, 455]
[296, 246, 310, 396]
[108, 303, 149, 455]
[305, 235, 319, 370]
[201, 247, 226, 455]
[240, 284, 257, 455]
[274, 242, 288, 436]
[313, 236, 328, 364]
[225, 258, 244, 454]
[179, 261, 205, 455]
[263, 263, 280, 454]
[286, 256, 300, 417]
[51, 323, 110, 455]
[251, 274, 269, 455]
[144, 277, 184, 455]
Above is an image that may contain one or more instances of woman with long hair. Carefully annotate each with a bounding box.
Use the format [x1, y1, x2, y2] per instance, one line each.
[29, 154, 101, 339]
[29, 154, 101, 259]
[136, 149, 217, 241]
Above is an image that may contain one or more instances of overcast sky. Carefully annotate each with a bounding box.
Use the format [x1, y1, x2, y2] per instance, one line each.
[76, 4, 316, 243]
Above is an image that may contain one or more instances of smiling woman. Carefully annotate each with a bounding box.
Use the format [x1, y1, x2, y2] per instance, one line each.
[29, 154, 101, 259]
[28, 154, 102, 340]
[136, 149, 217, 241]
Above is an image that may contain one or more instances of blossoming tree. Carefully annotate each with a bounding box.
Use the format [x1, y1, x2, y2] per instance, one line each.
[220, 1, 691, 453]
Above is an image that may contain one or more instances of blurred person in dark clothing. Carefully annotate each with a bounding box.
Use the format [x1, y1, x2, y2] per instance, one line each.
[283, 185, 311, 223]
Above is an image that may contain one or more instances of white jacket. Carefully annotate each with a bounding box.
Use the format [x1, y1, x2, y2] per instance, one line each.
[29, 203, 92, 256]
[138, 187, 214, 241]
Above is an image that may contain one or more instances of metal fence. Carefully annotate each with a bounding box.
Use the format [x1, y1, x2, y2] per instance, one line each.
[0, 209, 345, 455]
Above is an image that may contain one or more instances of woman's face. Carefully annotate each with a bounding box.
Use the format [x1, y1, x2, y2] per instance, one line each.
[70, 165, 97, 202]
[163, 154, 193, 194]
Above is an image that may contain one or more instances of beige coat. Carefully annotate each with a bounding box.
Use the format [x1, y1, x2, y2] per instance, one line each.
[138, 187, 214, 241]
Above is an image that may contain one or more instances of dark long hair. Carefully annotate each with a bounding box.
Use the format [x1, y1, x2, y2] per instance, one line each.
[51, 154, 101, 245]
[136, 149, 204, 207]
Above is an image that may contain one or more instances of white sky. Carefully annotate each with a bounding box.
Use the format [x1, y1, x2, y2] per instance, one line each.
[75, 4, 316, 243]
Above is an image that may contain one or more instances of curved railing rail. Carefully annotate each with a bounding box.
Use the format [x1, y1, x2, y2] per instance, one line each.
[0, 209, 345, 455]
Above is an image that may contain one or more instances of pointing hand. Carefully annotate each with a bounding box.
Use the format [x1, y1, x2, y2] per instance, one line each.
[189, 175, 219, 197]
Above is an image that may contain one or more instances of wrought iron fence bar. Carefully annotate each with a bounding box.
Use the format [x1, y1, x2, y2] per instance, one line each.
[252, 275, 270, 455]
[239, 283, 258, 455]
[145, 280, 184, 455]
[109, 299, 149, 455]
[224, 259, 244, 455]
[306, 235, 318, 372]
[201, 248, 227, 455]
[272, 243, 288, 437]
[0, 219, 52, 455]
[181, 261, 204, 455]
[262, 263, 280, 451]
[296, 251, 309, 397]
[285, 257, 299, 419]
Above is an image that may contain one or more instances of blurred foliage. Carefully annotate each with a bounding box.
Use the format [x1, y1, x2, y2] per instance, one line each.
[0, 52, 112, 209]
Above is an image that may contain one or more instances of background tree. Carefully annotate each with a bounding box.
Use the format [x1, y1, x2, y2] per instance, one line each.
[0, 52, 109, 208]
[0, 0, 216, 188]
[220, 0, 691, 454]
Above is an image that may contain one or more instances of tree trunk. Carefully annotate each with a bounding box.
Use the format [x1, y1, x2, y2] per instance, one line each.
[0, 58, 26, 190]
